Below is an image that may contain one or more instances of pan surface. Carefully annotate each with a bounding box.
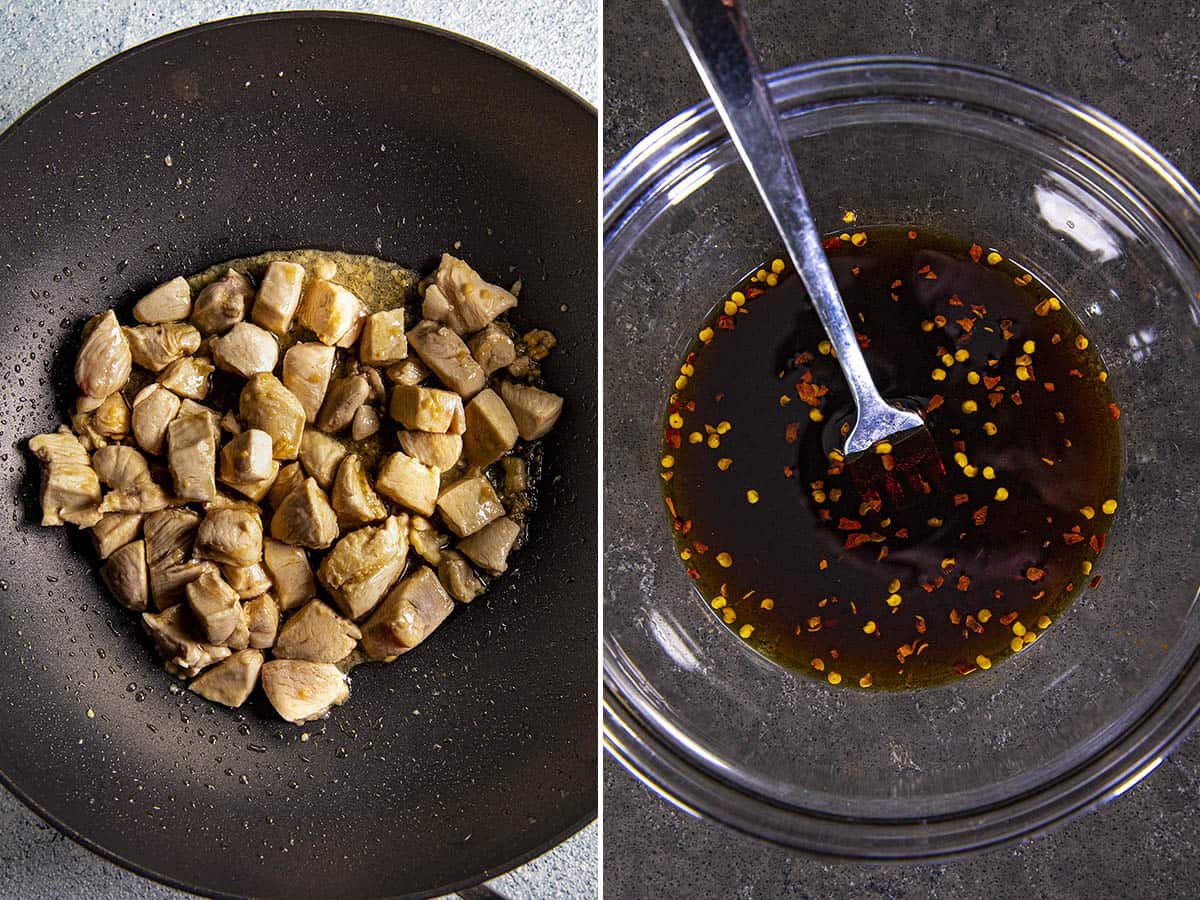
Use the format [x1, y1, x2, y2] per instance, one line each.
[0, 12, 596, 899]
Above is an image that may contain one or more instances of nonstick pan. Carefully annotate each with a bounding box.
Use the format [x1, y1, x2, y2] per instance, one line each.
[0, 12, 596, 898]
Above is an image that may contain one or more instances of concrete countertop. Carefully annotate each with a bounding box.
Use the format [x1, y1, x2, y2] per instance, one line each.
[0, 2, 597, 898]
[603, 0, 1200, 896]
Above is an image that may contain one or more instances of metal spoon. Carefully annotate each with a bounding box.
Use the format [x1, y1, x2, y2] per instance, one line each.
[661, 0, 924, 455]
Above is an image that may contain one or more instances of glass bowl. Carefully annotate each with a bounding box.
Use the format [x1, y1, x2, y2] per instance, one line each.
[603, 57, 1200, 860]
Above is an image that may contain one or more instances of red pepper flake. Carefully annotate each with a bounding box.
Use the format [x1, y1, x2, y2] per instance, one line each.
[1109, 402, 1121, 419]
[915, 615, 927, 634]
[746, 287, 764, 299]
[783, 466, 794, 479]
[1043, 382, 1055, 392]
[907, 230, 918, 240]
[957, 575, 971, 591]
[956, 317, 975, 333]
[877, 545, 889, 561]
[994, 589, 1004, 600]
[785, 421, 801, 443]
[681, 520, 693, 535]
[988, 391, 1004, 408]
[665, 496, 677, 517]
[1068, 368, 1083, 378]
[893, 528, 909, 539]
[851, 266, 862, 276]
[971, 304, 988, 318]
[1062, 532, 1085, 545]
[973, 506, 989, 526]
[1025, 566, 1046, 582]
[965, 615, 983, 634]
[844, 533, 873, 549]
[982, 375, 1002, 390]
[687, 568, 700, 580]
[1000, 319, 1015, 340]
[924, 270, 939, 281]
[672, 518, 683, 532]
[947, 293, 962, 305]
[953, 493, 969, 506]
[953, 439, 966, 452]
[1011, 391, 1023, 406]
[999, 611, 1019, 626]
[818, 509, 831, 521]
[927, 394, 945, 412]
[921, 582, 935, 593]
[1090, 575, 1103, 589]
[856, 332, 871, 349]
[917, 264, 931, 276]
[818, 559, 828, 570]
[665, 428, 681, 449]
[969, 243, 983, 263]
[1089, 535, 1101, 553]
[692, 540, 708, 554]
[837, 517, 863, 531]
[861, 491, 883, 513]
[685, 400, 696, 411]
[890, 279, 902, 289]
[954, 661, 977, 676]
[795, 351, 814, 365]
[717, 315, 736, 330]
[796, 381, 828, 406]
[822, 236, 842, 250]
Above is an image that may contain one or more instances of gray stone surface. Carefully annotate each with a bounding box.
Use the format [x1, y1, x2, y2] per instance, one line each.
[0, 1, 597, 898]
[603, 0, 1200, 897]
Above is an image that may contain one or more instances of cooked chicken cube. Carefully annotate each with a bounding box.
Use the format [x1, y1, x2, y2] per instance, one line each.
[167, 413, 218, 501]
[298, 430, 346, 489]
[350, 405, 381, 441]
[211, 322, 279, 378]
[186, 569, 243, 644]
[458, 516, 520, 575]
[436, 475, 505, 537]
[220, 562, 272, 599]
[409, 515, 448, 566]
[395, 431, 461, 472]
[101, 539, 148, 611]
[359, 308, 408, 365]
[316, 515, 409, 620]
[28, 427, 102, 527]
[150, 559, 216, 610]
[468, 324, 517, 375]
[273, 599, 362, 663]
[93, 445, 170, 513]
[262, 538, 316, 611]
[92, 511, 142, 559]
[298, 279, 367, 346]
[195, 507, 262, 568]
[386, 357, 430, 386]
[281, 342, 336, 423]
[245, 593, 280, 648]
[144, 507, 200, 566]
[360, 565, 454, 661]
[316, 375, 369, 434]
[75, 310, 132, 408]
[406, 320, 486, 398]
[270, 477, 338, 549]
[220, 411, 241, 435]
[463, 389, 519, 467]
[331, 455, 388, 528]
[189, 648, 263, 708]
[142, 604, 231, 677]
[191, 268, 253, 334]
[358, 363, 387, 401]
[125, 323, 202, 372]
[88, 392, 130, 442]
[261, 659, 348, 724]
[219, 429, 280, 501]
[498, 381, 564, 441]
[421, 253, 517, 335]
[178, 399, 222, 436]
[438, 549, 485, 603]
[133, 276, 192, 324]
[157, 355, 214, 401]
[251, 260, 305, 334]
[376, 452, 439, 516]
[267, 461, 305, 509]
[389, 384, 466, 434]
[240, 373, 306, 460]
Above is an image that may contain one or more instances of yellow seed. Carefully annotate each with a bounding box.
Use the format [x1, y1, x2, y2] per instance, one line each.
[931, 368, 947, 381]
[1075, 335, 1089, 350]
[756, 269, 768, 281]
[760, 598, 774, 610]
[716, 552, 733, 568]
[710, 596, 726, 609]
[1011, 637, 1024, 653]
[978, 608, 992, 623]
[842, 210, 857, 224]
[716, 420, 731, 434]
[876, 441, 893, 455]
[1016, 354, 1033, 367]
[975, 654, 992, 670]
[994, 487, 1009, 501]
[739, 624, 754, 639]
[859, 673, 873, 688]
[722, 607, 736, 623]
[920, 320, 935, 332]
[982, 466, 996, 480]
[699, 326, 714, 343]
[707, 434, 720, 449]
[829, 488, 842, 502]
[1081, 560, 1093, 575]
[1012, 621, 1027, 637]
[675, 375, 689, 391]
[963, 465, 978, 478]
[863, 620, 877, 634]
[927, 517, 943, 527]
[941, 557, 956, 569]
[723, 300, 737, 316]
[680, 549, 692, 560]
[886, 594, 902, 608]
[941, 352, 955, 367]
[967, 371, 981, 385]
[827, 671, 843, 685]
[763, 273, 776, 287]
[850, 232, 867, 247]
[1077, 505, 1095, 519]
[668, 412, 684, 428]
[954, 349, 970, 363]
[953, 451, 968, 468]
[731, 290, 746, 305]
[818, 340, 832, 355]
[983, 421, 998, 436]
[717, 457, 732, 471]
[1024, 631, 1038, 645]
[809, 408, 824, 422]
[1102, 499, 1117, 515]
[746, 489, 760, 504]
[1037, 615, 1052, 629]
[811, 657, 825, 671]
[934, 315, 947, 327]
[812, 490, 827, 503]
[828, 449, 844, 462]
[661, 455, 674, 469]
[689, 431, 703, 444]
[1098, 371, 1108, 382]
[771, 258, 786, 274]
[779, 395, 792, 406]
[962, 400, 978, 414]
[1015, 366, 1030, 381]
[887, 578, 901, 593]
[986, 251, 1002, 265]
[1023, 340, 1036, 354]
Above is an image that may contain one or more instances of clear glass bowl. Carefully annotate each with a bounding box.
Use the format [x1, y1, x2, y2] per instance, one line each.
[603, 57, 1200, 859]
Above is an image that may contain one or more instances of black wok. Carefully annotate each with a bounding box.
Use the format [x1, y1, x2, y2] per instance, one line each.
[0, 12, 596, 898]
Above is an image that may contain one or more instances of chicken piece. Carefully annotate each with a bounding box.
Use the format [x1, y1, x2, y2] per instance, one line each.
[316, 515, 409, 620]
[195, 507, 262, 568]
[282, 342, 336, 423]
[240, 373, 306, 460]
[220, 410, 241, 435]
[189, 648, 263, 708]
[133, 276, 192, 324]
[262, 538, 316, 611]
[186, 569, 243, 643]
[150, 560, 216, 610]
[89, 392, 130, 442]
[144, 507, 200, 565]
[421, 253, 517, 335]
[331, 455, 388, 528]
[251, 260, 305, 334]
[406, 320, 486, 399]
[220, 562, 272, 599]
[386, 358, 430, 386]
[359, 308, 408, 365]
[502, 456, 528, 493]
[458, 516, 520, 575]
[438, 549, 485, 603]
[191, 268, 253, 334]
[218, 429, 280, 501]
[350, 405, 381, 441]
[273, 599, 362, 662]
[270, 477, 338, 549]
[267, 461, 305, 509]
[298, 279, 367, 346]
[211, 322, 279, 378]
[436, 475, 505, 537]
[157, 355, 214, 401]
[261, 659, 349, 724]
[178, 399, 222, 436]
[75, 310, 132, 407]
[167, 413, 218, 501]
[130, 384, 181, 455]
[463, 389, 519, 467]
[376, 452, 440, 516]
[389, 384, 466, 434]
[91, 511, 142, 559]
[142, 604, 231, 677]
[468, 324, 517, 375]
[360, 566, 454, 661]
[93, 445, 170, 513]
[298, 430, 346, 489]
[409, 515, 448, 566]
[358, 364, 387, 402]
[28, 427, 102, 527]
[101, 539, 149, 611]
[498, 381, 564, 441]
[245, 593, 280, 648]
[398, 429, 463, 472]
[316, 375, 369, 434]
[124, 323, 202, 372]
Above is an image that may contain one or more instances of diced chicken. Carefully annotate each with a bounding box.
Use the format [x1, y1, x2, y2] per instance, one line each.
[458, 516, 520, 575]
[133, 276, 192, 324]
[195, 507, 262, 568]
[331, 455, 388, 528]
[28, 428, 102, 527]
[468, 324, 517, 375]
[87, 392, 130, 442]
[189, 648, 263, 708]
[191, 268, 253, 334]
[167, 413, 218, 501]
[211, 322, 279, 377]
[261, 659, 349, 724]
[220, 410, 241, 435]
[267, 461, 305, 509]
[144, 508, 200, 566]
[270, 477, 338, 549]
[298, 430, 346, 489]
[219, 429, 280, 501]
[359, 308, 408, 365]
[220, 562, 272, 599]
[498, 381, 564, 441]
[150, 560, 216, 610]
[389, 384, 466, 434]
[125, 323, 202, 372]
[273, 599, 362, 662]
[101, 539, 148, 611]
[93, 445, 170, 513]
[360, 566, 454, 661]
[132, 383, 182, 456]
[92, 511, 142, 559]
[316, 515, 409, 620]
[376, 452, 439, 516]
[245, 593, 280, 648]
[251, 260, 305, 334]
[350, 405, 381, 441]
[421, 253, 517, 335]
[502, 456, 528, 493]
[409, 515, 448, 566]
[157, 355, 214, 401]
[298, 279, 367, 346]
[358, 364, 387, 401]
[386, 358, 430, 386]
[406, 320, 486, 398]
[186, 569, 243, 643]
[282, 342, 336, 423]
[240, 373, 306, 460]
[142, 604, 231, 677]
[75, 310, 132, 406]
[262, 538, 316, 611]
[396, 431, 462, 472]
[179, 399, 222, 436]
[316, 375, 369, 434]
[436, 475, 505, 537]
[438, 549, 485, 603]
[463, 389, 519, 467]
[226, 601, 251, 651]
